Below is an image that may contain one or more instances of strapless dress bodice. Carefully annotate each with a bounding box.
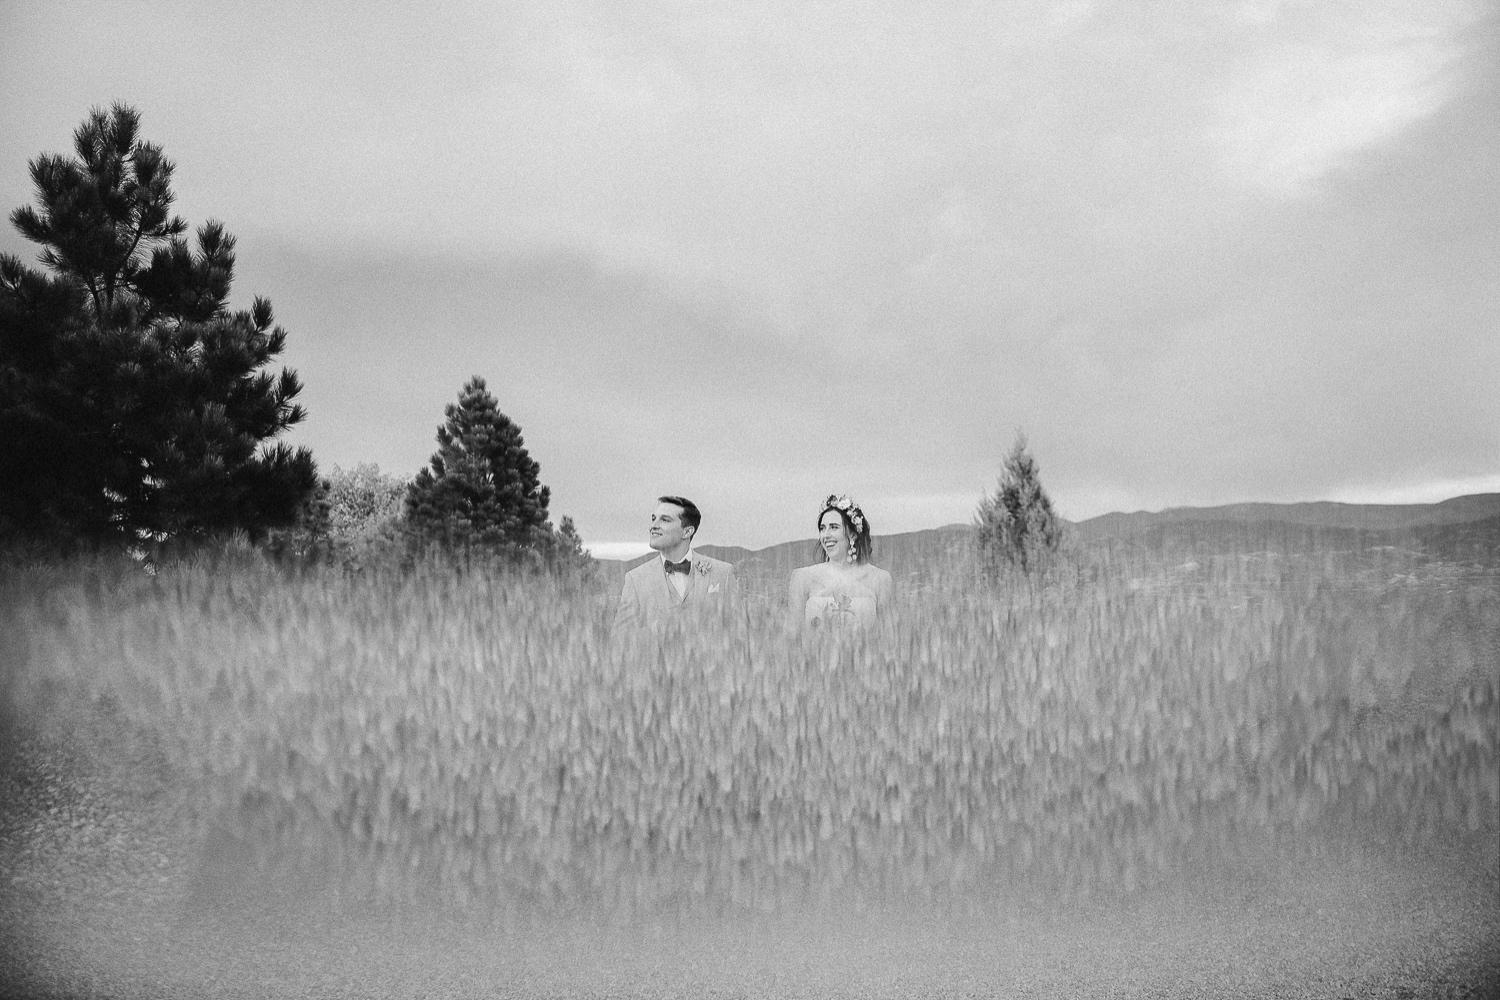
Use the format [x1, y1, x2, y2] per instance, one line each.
[805, 586, 879, 631]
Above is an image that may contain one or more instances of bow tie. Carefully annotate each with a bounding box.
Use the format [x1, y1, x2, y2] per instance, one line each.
[664, 558, 692, 575]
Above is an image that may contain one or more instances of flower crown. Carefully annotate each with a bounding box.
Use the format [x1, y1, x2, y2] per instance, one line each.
[821, 494, 866, 536]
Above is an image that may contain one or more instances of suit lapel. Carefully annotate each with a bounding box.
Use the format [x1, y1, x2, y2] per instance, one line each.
[656, 554, 712, 608]
[656, 561, 682, 606]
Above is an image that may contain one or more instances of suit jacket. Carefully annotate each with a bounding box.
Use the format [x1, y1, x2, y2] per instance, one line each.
[612, 551, 736, 634]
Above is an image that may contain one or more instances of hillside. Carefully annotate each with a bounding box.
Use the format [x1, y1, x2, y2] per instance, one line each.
[592, 494, 1500, 583]
[1072, 494, 1500, 564]
[1074, 493, 1500, 539]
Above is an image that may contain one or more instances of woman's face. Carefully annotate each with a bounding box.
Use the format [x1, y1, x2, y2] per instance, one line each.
[819, 510, 850, 561]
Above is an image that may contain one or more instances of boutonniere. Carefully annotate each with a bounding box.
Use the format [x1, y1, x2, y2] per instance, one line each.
[696, 560, 711, 576]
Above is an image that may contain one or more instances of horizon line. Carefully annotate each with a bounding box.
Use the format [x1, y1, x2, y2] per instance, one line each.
[581, 488, 1500, 561]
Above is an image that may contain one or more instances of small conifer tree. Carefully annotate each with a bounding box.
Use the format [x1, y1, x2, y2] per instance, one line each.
[556, 516, 587, 561]
[975, 432, 1064, 577]
[405, 376, 552, 556]
[550, 514, 598, 576]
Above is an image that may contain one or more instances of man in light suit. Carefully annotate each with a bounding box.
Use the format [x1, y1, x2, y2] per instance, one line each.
[612, 496, 735, 634]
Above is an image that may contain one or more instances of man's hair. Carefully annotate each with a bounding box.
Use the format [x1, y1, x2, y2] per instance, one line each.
[657, 496, 701, 537]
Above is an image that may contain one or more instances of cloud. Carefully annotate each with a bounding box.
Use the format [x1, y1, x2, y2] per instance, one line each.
[1210, 2, 1484, 194]
[1325, 474, 1500, 506]
[583, 541, 653, 560]
[2, 1, 1495, 549]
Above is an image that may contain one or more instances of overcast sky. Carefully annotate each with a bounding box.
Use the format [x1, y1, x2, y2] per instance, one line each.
[3, 1, 1496, 554]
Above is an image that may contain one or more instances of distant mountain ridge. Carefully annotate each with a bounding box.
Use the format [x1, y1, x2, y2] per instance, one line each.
[594, 491, 1500, 569]
[1073, 493, 1500, 539]
[1068, 493, 1500, 566]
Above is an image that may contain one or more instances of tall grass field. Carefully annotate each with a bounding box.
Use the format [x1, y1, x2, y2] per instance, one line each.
[1, 541, 1496, 996]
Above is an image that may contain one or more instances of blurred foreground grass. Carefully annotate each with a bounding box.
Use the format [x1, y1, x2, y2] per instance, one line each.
[1, 545, 1495, 927]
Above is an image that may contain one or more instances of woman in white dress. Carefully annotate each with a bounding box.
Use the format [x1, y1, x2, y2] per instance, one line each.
[788, 495, 894, 633]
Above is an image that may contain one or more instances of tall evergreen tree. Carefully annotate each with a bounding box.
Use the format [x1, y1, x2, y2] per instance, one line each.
[1, 103, 317, 549]
[405, 376, 553, 554]
[975, 432, 1064, 576]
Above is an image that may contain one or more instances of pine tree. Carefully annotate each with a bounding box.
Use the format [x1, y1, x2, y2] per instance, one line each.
[1, 103, 317, 550]
[556, 515, 584, 551]
[405, 376, 553, 555]
[975, 432, 1064, 576]
[554, 515, 594, 571]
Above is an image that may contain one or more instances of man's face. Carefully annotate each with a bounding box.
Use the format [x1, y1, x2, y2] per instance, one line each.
[648, 502, 692, 552]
